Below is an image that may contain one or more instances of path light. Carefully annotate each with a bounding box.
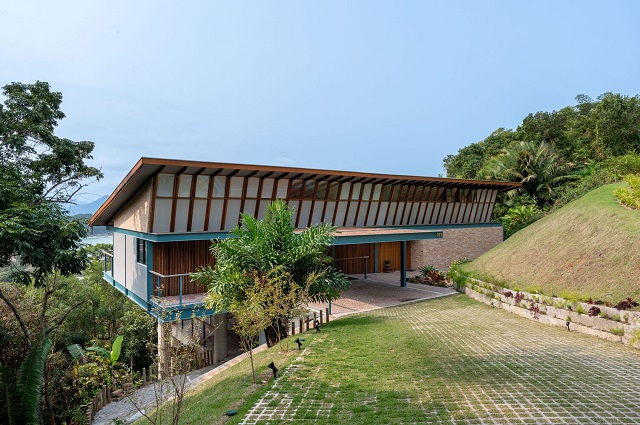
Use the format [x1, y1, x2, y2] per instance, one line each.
[294, 337, 305, 350]
[224, 410, 238, 417]
[566, 320, 570, 331]
[268, 361, 279, 379]
[315, 319, 321, 332]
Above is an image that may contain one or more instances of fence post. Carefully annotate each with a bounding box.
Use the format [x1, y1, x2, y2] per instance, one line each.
[291, 322, 295, 335]
[320, 310, 323, 325]
[326, 307, 330, 322]
[299, 318, 303, 333]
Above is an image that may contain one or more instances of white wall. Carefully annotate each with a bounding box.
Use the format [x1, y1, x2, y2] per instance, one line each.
[113, 232, 148, 302]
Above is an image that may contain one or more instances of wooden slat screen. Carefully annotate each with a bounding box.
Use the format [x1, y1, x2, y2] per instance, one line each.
[153, 241, 216, 296]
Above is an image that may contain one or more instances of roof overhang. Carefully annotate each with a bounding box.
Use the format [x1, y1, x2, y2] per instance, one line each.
[109, 225, 443, 245]
[90, 157, 521, 227]
[331, 227, 442, 245]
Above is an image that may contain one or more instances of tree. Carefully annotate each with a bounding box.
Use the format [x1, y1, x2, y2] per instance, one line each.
[0, 81, 102, 423]
[478, 140, 576, 208]
[443, 128, 517, 179]
[192, 200, 349, 346]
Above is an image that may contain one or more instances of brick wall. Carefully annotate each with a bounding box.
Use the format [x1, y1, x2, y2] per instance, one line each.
[409, 226, 503, 270]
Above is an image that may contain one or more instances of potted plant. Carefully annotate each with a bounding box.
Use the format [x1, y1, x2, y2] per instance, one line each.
[384, 259, 392, 273]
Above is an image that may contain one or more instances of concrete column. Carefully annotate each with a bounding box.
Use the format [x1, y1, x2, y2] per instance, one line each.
[192, 319, 204, 346]
[157, 321, 170, 378]
[213, 313, 228, 363]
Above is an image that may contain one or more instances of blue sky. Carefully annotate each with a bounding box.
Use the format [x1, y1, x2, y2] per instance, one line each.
[2, 1, 639, 201]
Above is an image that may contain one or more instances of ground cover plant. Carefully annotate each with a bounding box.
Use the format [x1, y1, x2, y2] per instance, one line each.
[176, 295, 640, 424]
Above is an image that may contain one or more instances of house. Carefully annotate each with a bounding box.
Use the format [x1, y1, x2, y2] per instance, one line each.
[89, 158, 520, 363]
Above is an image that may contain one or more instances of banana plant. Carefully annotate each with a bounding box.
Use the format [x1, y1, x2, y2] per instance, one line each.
[87, 335, 124, 384]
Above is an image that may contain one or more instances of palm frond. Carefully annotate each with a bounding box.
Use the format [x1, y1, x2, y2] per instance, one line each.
[12, 336, 52, 425]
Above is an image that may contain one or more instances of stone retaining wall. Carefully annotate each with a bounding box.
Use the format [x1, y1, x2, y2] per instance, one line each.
[462, 277, 640, 348]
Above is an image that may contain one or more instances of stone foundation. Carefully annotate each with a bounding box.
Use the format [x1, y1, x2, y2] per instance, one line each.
[410, 225, 503, 270]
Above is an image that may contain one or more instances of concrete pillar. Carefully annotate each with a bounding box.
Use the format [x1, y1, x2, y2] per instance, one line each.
[157, 321, 170, 378]
[213, 313, 228, 363]
[192, 318, 204, 346]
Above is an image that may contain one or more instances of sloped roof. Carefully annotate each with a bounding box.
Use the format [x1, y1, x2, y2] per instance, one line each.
[89, 157, 521, 227]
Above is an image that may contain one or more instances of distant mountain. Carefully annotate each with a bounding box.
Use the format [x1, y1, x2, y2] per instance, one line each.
[68, 195, 108, 216]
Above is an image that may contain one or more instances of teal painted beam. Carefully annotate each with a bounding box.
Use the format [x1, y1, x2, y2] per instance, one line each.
[331, 231, 442, 246]
[400, 241, 407, 287]
[103, 272, 150, 311]
[373, 243, 378, 272]
[107, 226, 230, 242]
[102, 272, 216, 321]
[146, 241, 153, 312]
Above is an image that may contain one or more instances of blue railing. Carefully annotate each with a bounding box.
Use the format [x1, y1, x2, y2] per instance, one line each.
[102, 250, 113, 275]
[148, 270, 193, 308]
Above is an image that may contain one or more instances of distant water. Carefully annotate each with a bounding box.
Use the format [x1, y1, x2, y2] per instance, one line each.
[82, 235, 113, 246]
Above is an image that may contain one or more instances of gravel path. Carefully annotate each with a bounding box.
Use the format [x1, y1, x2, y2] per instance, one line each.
[92, 364, 216, 425]
[92, 344, 269, 425]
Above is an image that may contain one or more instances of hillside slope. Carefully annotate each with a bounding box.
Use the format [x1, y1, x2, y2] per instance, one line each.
[464, 182, 640, 301]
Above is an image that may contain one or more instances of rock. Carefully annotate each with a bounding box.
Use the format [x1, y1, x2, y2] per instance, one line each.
[127, 410, 145, 424]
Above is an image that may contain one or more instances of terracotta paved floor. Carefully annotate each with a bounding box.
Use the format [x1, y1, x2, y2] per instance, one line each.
[310, 271, 456, 317]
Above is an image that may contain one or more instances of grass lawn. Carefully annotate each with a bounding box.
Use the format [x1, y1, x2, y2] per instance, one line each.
[176, 295, 640, 424]
[464, 182, 640, 301]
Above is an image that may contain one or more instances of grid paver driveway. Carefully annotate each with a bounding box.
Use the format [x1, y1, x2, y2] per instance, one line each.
[240, 295, 640, 424]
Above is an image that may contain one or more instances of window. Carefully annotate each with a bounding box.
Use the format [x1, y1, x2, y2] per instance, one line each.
[136, 238, 147, 265]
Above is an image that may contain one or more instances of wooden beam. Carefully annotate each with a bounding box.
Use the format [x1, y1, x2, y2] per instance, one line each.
[203, 168, 223, 231]
[169, 167, 187, 233]
[186, 167, 205, 232]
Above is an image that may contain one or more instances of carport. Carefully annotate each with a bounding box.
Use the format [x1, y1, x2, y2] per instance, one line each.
[330, 226, 443, 287]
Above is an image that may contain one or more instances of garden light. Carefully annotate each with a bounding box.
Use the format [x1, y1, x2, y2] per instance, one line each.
[268, 361, 279, 379]
[315, 319, 321, 332]
[294, 337, 305, 350]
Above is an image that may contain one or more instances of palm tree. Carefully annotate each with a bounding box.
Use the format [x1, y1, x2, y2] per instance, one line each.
[479, 140, 576, 207]
[192, 200, 350, 346]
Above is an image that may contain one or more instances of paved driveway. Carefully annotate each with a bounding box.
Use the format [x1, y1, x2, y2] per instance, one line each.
[244, 295, 640, 424]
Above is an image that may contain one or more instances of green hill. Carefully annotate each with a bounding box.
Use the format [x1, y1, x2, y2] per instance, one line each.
[463, 182, 640, 302]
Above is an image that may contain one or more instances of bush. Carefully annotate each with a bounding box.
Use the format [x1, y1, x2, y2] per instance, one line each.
[554, 154, 640, 210]
[614, 174, 640, 210]
[447, 262, 469, 293]
[500, 204, 543, 237]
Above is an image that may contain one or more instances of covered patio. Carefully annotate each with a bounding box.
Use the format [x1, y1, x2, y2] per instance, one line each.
[310, 272, 455, 317]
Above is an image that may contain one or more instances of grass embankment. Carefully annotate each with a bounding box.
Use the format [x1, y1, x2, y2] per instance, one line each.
[175, 296, 640, 424]
[464, 182, 640, 302]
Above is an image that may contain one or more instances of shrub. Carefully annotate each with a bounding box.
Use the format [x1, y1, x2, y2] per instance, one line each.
[575, 305, 586, 315]
[500, 204, 543, 237]
[514, 292, 525, 304]
[611, 327, 625, 336]
[419, 265, 437, 276]
[614, 174, 640, 210]
[503, 290, 513, 298]
[614, 298, 639, 310]
[447, 263, 469, 293]
[588, 306, 601, 317]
